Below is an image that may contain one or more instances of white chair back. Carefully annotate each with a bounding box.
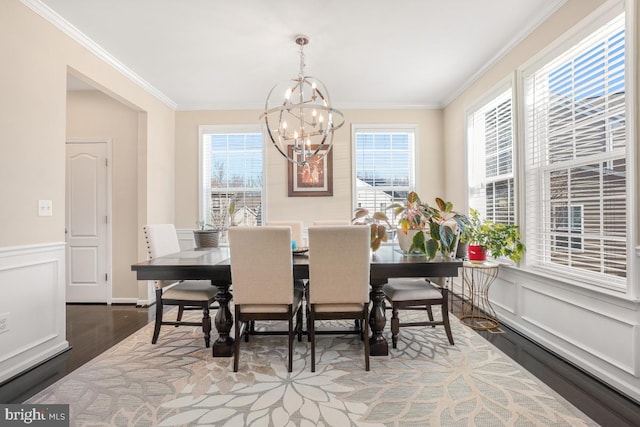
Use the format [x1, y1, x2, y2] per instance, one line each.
[229, 226, 293, 305]
[143, 224, 181, 258]
[312, 220, 351, 226]
[265, 220, 304, 246]
[308, 225, 370, 305]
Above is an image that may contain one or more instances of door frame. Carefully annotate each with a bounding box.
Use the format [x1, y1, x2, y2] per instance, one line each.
[66, 137, 113, 304]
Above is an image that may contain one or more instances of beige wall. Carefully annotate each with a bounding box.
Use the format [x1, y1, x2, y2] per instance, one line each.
[175, 109, 443, 229]
[0, 0, 176, 249]
[66, 90, 139, 299]
[442, 0, 608, 212]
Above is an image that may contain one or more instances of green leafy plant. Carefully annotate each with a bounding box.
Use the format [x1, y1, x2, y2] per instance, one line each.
[352, 207, 391, 252]
[462, 209, 525, 262]
[388, 193, 470, 259]
[412, 197, 471, 259]
[388, 191, 427, 234]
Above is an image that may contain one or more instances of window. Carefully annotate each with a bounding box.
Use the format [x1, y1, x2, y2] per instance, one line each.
[353, 125, 415, 226]
[523, 11, 627, 288]
[467, 88, 515, 225]
[199, 125, 264, 242]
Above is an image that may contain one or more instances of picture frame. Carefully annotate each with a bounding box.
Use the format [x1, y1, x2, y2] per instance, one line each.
[287, 145, 333, 197]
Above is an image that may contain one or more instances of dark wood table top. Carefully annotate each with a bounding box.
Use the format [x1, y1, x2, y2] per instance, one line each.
[131, 244, 462, 284]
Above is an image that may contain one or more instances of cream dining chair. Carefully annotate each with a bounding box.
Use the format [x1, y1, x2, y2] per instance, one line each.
[307, 225, 371, 372]
[312, 220, 351, 226]
[265, 220, 305, 248]
[143, 224, 218, 347]
[229, 226, 303, 372]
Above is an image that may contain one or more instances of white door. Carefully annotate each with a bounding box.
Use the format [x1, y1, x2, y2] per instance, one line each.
[65, 141, 111, 302]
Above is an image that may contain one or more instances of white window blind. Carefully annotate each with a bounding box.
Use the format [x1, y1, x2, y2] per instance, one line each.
[468, 89, 515, 224]
[523, 12, 627, 288]
[200, 126, 264, 242]
[353, 126, 415, 226]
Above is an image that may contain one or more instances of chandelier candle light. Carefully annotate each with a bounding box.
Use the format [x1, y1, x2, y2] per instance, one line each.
[261, 35, 344, 166]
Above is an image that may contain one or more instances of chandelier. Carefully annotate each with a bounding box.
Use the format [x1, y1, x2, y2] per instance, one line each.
[261, 35, 344, 166]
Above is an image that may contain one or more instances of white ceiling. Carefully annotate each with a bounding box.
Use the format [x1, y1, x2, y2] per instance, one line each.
[38, 0, 566, 110]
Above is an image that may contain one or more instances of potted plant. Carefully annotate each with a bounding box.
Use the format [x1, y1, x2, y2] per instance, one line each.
[352, 207, 391, 252]
[194, 205, 232, 248]
[411, 197, 471, 260]
[462, 209, 525, 262]
[388, 191, 428, 253]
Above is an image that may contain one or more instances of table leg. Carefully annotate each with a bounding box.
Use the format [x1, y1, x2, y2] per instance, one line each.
[368, 283, 388, 356]
[212, 282, 234, 357]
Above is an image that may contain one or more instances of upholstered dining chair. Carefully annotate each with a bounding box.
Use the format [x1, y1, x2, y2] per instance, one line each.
[312, 220, 351, 226]
[265, 220, 305, 248]
[382, 277, 454, 348]
[143, 224, 218, 347]
[229, 226, 303, 372]
[307, 225, 371, 372]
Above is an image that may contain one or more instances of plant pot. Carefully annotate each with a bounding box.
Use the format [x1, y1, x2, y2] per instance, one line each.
[193, 230, 220, 248]
[467, 244, 486, 261]
[397, 228, 422, 253]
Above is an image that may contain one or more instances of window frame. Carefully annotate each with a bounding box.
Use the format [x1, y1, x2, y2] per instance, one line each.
[198, 124, 265, 234]
[466, 78, 517, 226]
[351, 124, 417, 227]
[517, 1, 633, 293]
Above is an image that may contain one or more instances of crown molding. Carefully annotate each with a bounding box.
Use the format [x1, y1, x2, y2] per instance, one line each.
[443, 0, 568, 107]
[21, 0, 177, 110]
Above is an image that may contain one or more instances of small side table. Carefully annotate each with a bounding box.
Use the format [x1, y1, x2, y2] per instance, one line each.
[459, 261, 500, 330]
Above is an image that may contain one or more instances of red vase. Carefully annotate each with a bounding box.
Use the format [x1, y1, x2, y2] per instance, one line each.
[468, 245, 486, 261]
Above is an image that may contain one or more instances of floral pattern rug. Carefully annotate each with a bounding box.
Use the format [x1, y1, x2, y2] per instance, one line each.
[28, 309, 596, 426]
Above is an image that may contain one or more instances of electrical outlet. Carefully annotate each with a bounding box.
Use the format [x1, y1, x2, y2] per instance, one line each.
[38, 199, 53, 216]
[0, 312, 9, 335]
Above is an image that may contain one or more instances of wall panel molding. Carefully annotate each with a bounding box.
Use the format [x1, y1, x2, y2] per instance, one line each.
[490, 267, 640, 402]
[0, 243, 68, 383]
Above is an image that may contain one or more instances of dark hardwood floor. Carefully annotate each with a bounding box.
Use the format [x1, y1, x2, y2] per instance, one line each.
[1, 301, 640, 426]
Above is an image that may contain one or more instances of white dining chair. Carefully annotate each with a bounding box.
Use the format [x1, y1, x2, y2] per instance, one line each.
[265, 220, 305, 247]
[307, 225, 371, 372]
[312, 220, 351, 226]
[143, 224, 218, 347]
[229, 226, 303, 372]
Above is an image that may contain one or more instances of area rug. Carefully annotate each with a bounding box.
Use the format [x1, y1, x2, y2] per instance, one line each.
[27, 309, 596, 426]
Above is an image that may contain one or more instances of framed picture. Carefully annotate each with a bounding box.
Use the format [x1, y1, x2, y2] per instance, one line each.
[287, 145, 333, 197]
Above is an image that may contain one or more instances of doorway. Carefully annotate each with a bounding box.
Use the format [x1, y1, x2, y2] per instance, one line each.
[65, 139, 112, 303]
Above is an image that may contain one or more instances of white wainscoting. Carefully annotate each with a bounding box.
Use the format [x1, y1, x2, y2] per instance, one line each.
[0, 243, 68, 383]
[486, 263, 640, 403]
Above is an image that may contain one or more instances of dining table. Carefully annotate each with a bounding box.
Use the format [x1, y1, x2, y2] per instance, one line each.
[131, 244, 463, 357]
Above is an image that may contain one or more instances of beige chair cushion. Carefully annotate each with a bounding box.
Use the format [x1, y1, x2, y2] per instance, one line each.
[239, 287, 303, 314]
[163, 280, 218, 301]
[308, 225, 370, 305]
[383, 279, 443, 302]
[229, 226, 294, 305]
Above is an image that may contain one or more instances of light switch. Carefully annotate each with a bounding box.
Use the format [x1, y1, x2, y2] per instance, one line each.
[38, 200, 53, 216]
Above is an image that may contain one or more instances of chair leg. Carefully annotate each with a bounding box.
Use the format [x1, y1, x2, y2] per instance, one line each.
[426, 305, 435, 327]
[233, 306, 241, 372]
[202, 305, 211, 348]
[390, 305, 400, 349]
[310, 306, 316, 372]
[363, 307, 370, 371]
[152, 289, 163, 344]
[176, 304, 185, 325]
[442, 291, 455, 345]
[296, 305, 303, 342]
[288, 307, 294, 373]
